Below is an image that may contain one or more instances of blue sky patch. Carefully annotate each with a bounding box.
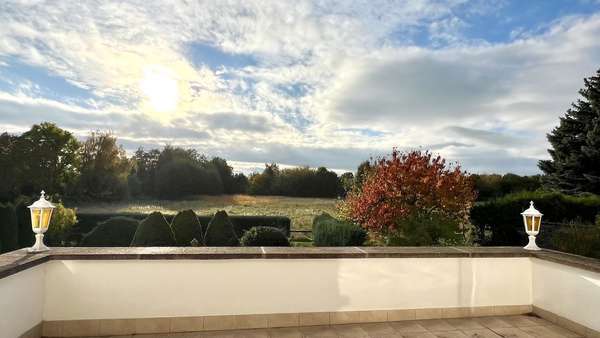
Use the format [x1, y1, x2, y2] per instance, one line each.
[186, 42, 257, 70]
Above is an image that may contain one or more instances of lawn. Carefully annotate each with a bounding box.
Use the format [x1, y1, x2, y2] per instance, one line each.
[72, 195, 340, 231]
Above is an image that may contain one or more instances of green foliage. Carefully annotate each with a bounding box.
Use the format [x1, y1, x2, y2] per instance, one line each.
[248, 163, 279, 195]
[385, 212, 463, 246]
[338, 172, 354, 197]
[76, 131, 132, 201]
[0, 203, 18, 253]
[211, 157, 249, 194]
[153, 146, 223, 198]
[471, 191, 600, 245]
[0, 123, 80, 201]
[248, 164, 341, 198]
[539, 68, 600, 194]
[355, 160, 373, 191]
[170, 210, 203, 246]
[312, 213, 367, 246]
[240, 226, 290, 247]
[130, 212, 176, 246]
[551, 221, 600, 259]
[473, 173, 542, 201]
[130, 147, 161, 197]
[15, 123, 80, 198]
[14, 195, 34, 247]
[204, 210, 239, 246]
[45, 203, 78, 246]
[80, 217, 139, 247]
[0, 133, 19, 201]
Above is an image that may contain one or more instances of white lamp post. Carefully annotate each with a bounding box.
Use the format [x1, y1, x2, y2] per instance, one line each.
[521, 201, 543, 251]
[28, 190, 55, 252]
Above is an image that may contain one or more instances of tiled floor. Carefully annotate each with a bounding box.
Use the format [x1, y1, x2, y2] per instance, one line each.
[83, 314, 584, 338]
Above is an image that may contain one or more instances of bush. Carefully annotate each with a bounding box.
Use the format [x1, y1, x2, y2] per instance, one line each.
[312, 213, 367, 246]
[130, 212, 176, 246]
[0, 203, 18, 253]
[170, 210, 203, 246]
[80, 217, 139, 247]
[45, 203, 78, 246]
[240, 226, 290, 247]
[75, 213, 290, 239]
[204, 210, 239, 246]
[342, 150, 475, 235]
[198, 215, 291, 237]
[551, 221, 600, 259]
[471, 191, 600, 246]
[385, 212, 464, 246]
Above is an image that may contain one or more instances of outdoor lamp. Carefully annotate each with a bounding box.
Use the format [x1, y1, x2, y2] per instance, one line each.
[521, 200, 543, 251]
[28, 190, 55, 252]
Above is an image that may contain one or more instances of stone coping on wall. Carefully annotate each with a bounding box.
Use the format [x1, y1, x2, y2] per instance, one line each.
[1, 246, 599, 280]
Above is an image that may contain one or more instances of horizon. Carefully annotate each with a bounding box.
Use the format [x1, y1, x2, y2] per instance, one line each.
[2, 1, 600, 175]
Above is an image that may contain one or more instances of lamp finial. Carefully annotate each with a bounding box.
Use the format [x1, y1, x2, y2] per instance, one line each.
[40, 190, 46, 199]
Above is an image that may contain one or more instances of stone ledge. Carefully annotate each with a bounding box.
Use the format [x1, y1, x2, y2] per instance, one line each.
[1, 246, 599, 280]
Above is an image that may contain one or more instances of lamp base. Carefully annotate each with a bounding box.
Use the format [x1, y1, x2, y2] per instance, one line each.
[523, 235, 541, 251]
[28, 234, 49, 253]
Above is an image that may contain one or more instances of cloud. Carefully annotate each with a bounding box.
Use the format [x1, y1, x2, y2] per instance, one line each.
[200, 112, 272, 133]
[0, 1, 599, 175]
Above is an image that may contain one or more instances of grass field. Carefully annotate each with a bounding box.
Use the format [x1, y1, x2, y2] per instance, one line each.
[72, 195, 340, 231]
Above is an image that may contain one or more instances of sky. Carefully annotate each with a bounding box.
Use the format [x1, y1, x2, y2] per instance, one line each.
[1, 1, 600, 175]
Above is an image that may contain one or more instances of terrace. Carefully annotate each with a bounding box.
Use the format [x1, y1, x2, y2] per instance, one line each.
[1, 246, 599, 338]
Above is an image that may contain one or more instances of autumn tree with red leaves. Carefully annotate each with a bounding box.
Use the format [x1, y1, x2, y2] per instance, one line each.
[341, 149, 476, 236]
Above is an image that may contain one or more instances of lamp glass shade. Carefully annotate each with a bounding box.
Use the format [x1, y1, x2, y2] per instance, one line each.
[533, 216, 541, 232]
[525, 215, 533, 232]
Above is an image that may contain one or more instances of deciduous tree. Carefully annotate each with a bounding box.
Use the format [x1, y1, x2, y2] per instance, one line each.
[342, 149, 476, 234]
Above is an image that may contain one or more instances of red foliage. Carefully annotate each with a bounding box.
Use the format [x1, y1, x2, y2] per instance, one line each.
[342, 149, 476, 233]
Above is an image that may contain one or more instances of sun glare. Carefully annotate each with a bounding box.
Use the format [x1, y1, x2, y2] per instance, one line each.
[140, 65, 179, 114]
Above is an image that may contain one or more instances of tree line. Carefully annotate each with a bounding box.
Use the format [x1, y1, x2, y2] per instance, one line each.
[0, 122, 350, 202]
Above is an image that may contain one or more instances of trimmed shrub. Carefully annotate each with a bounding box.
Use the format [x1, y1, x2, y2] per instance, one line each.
[204, 210, 239, 246]
[240, 226, 290, 247]
[80, 217, 139, 247]
[130, 212, 176, 246]
[471, 191, 600, 246]
[0, 203, 18, 253]
[75, 213, 290, 238]
[170, 210, 203, 246]
[312, 213, 367, 246]
[45, 204, 78, 246]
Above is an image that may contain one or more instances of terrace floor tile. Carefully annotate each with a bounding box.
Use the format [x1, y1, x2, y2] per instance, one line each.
[58, 315, 582, 338]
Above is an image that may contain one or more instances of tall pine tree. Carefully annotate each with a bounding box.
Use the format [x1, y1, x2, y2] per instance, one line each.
[539, 68, 600, 194]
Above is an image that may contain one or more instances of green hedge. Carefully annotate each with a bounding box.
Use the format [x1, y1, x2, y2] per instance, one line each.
[80, 217, 139, 247]
[170, 210, 203, 246]
[74, 213, 290, 242]
[0, 203, 18, 253]
[204, 210, 239, 246]
[550, 222, 600, 259]
[130, 212, 176, 246]
[471, 191, 600, 246]
[240, 226, 290, 247]
[312, 213, 367, 246]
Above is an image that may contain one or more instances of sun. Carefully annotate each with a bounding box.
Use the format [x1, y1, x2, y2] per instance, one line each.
[140, 65, 179, 114]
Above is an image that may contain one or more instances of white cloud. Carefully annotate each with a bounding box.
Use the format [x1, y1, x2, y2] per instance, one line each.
[0, 1, 599, 174]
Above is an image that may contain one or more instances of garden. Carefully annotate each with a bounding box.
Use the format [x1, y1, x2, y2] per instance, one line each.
[1, 69, 600, 258]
